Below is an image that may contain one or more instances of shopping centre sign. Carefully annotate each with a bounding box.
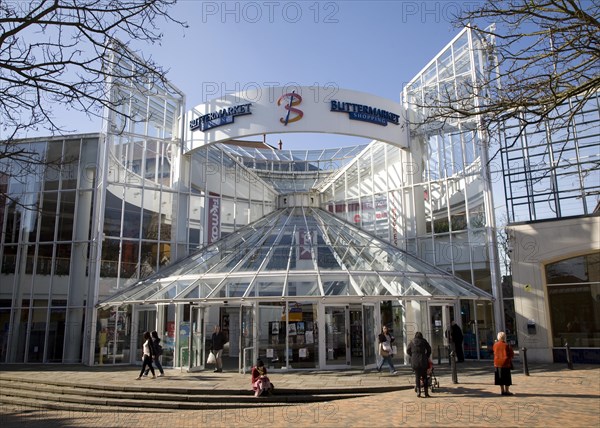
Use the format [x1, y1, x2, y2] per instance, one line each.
[185, 86, 408, 151]
[330, 100, 400, 126]
[189, 103, 252, 131]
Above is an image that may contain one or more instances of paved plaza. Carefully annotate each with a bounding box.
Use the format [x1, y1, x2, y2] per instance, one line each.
[1, 361, 599, 427]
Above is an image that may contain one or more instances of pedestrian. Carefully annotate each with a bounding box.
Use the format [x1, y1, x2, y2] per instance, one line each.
[136, 331, 156, 380]
[143, 330, 164, 377]
[251, 359, 273, 397]
[493, 331, 514, 395]
[211, 325, 226, 373]
[407, 331, 432, 398]
[376, 325, 397, 374]
[450, 320, 465, 362]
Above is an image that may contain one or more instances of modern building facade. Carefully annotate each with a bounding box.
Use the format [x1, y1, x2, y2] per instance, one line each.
[501, 91, 600, 363]
[1, 27, 597, 369]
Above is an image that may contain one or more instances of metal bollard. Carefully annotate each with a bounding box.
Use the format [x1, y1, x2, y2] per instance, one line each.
[450, 350, 458, 384]
[565, 343, 573, 370]
[521, 347, 529, 376]
[437, 345, 442, 365]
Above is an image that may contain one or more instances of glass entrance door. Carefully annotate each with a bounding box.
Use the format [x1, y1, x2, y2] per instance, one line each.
[363, 304, 376, 367]
[325, 306, 349, 367]
[349, 307, 363, 366]
[428, 304, 455, 362]
[188, 305, 205, 372]
[240, 304, 254, 373]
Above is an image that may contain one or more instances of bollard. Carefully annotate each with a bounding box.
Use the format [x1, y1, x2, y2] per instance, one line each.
[450, 350, 458, 384]
[521, 347, 529, 376]
[437, 345, 442, 365]
[565, 343, 573, 370]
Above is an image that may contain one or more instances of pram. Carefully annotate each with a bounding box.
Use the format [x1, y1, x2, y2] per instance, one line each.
[412, 359, 440, 392]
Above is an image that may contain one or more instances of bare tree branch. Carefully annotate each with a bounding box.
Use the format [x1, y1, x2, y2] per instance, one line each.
[407, 0, 599, 131]
[0, 0, 187, 209]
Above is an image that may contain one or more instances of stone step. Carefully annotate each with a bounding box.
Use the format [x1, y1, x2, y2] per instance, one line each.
[0, 378, 368, 412]
[0, 374, 398, 396]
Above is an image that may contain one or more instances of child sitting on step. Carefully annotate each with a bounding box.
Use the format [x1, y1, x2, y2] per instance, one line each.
[251, 359, 273, 397]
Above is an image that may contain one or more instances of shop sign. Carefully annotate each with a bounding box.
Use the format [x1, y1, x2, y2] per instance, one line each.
[190, 103, 252, 131]
[330, 100, 400, 126]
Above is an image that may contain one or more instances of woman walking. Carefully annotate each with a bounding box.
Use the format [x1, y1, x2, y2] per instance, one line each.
[136, 331, 156, 380]
[407, 331, 432, 398]
[143, 330, 165, 377]
[376, 325, 397, 374]
[493, 331, 514, 395]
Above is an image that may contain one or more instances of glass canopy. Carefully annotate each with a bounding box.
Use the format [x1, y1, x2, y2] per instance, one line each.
[217, 143, 369, 193]
[99, 207, 492, 306]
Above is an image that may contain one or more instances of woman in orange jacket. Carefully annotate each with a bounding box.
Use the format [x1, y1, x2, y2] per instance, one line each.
[493, 331, 515, 395]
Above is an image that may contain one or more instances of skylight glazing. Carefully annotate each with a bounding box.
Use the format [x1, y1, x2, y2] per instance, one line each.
[99, 207, 492, 306]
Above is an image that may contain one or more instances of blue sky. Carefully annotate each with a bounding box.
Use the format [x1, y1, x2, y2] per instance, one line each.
[29, 0, 479, 149]
[154, 1, 462, 100]
[68, 1, 471, 149]
[148, 1, 468, 149]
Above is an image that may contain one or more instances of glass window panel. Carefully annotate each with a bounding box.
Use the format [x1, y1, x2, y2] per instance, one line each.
[257, 280, 284, 297]
[39, 192, 58, 242]
[288, 278, 320, 296]
[437, 47, 454, 81]
[28, 307, 48, 362]
[25, 244, 35, 274]
[141, 189, 161, 240]
[36, 244, 53, 275]
[61, 139, 81, 190]
[43, 141, 63, 191]
[47, 308, 66, 362]
[122, 191, 142, 239]
[55, 243, 71, 276]
[323, 279, 355, 296]
[100, 239, 120, 278]
[546, 253, 598, 284]
[2, 245, 17, 274]
[548, 284, 600, 347]
[57, 191, 76, 241]
[120, 240, 139, 279]
[258, 303, 286, 368]
[217, 281, 250, 298]
[104, 186, 124, 237]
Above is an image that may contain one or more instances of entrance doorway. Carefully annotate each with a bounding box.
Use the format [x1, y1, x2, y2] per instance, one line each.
[324, 304, 374, 368]
[428, 304, 455, 362]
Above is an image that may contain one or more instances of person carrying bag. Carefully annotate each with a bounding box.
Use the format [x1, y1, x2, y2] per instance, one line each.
[376, 325, 398, 374]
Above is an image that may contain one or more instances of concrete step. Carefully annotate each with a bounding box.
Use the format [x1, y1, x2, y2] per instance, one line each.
[0, 378, 368, 413]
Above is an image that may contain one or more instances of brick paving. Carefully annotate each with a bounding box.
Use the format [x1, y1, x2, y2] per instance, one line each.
[1, 362, 599, 427]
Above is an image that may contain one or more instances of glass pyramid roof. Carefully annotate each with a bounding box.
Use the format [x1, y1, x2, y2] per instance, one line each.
[99, 207, 492, 306]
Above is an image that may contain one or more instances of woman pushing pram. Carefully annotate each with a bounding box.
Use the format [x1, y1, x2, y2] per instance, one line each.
[422, 358, 439, 391]
[407, 331, 433, 397]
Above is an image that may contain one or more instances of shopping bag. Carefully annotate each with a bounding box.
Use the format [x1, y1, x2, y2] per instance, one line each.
[207, 351, 216, 365]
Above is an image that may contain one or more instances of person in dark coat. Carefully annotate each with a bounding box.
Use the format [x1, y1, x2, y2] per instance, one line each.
[211, 325, 227, 373]
[450, 321, 465, 362]
[406, 331, 432, 397]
